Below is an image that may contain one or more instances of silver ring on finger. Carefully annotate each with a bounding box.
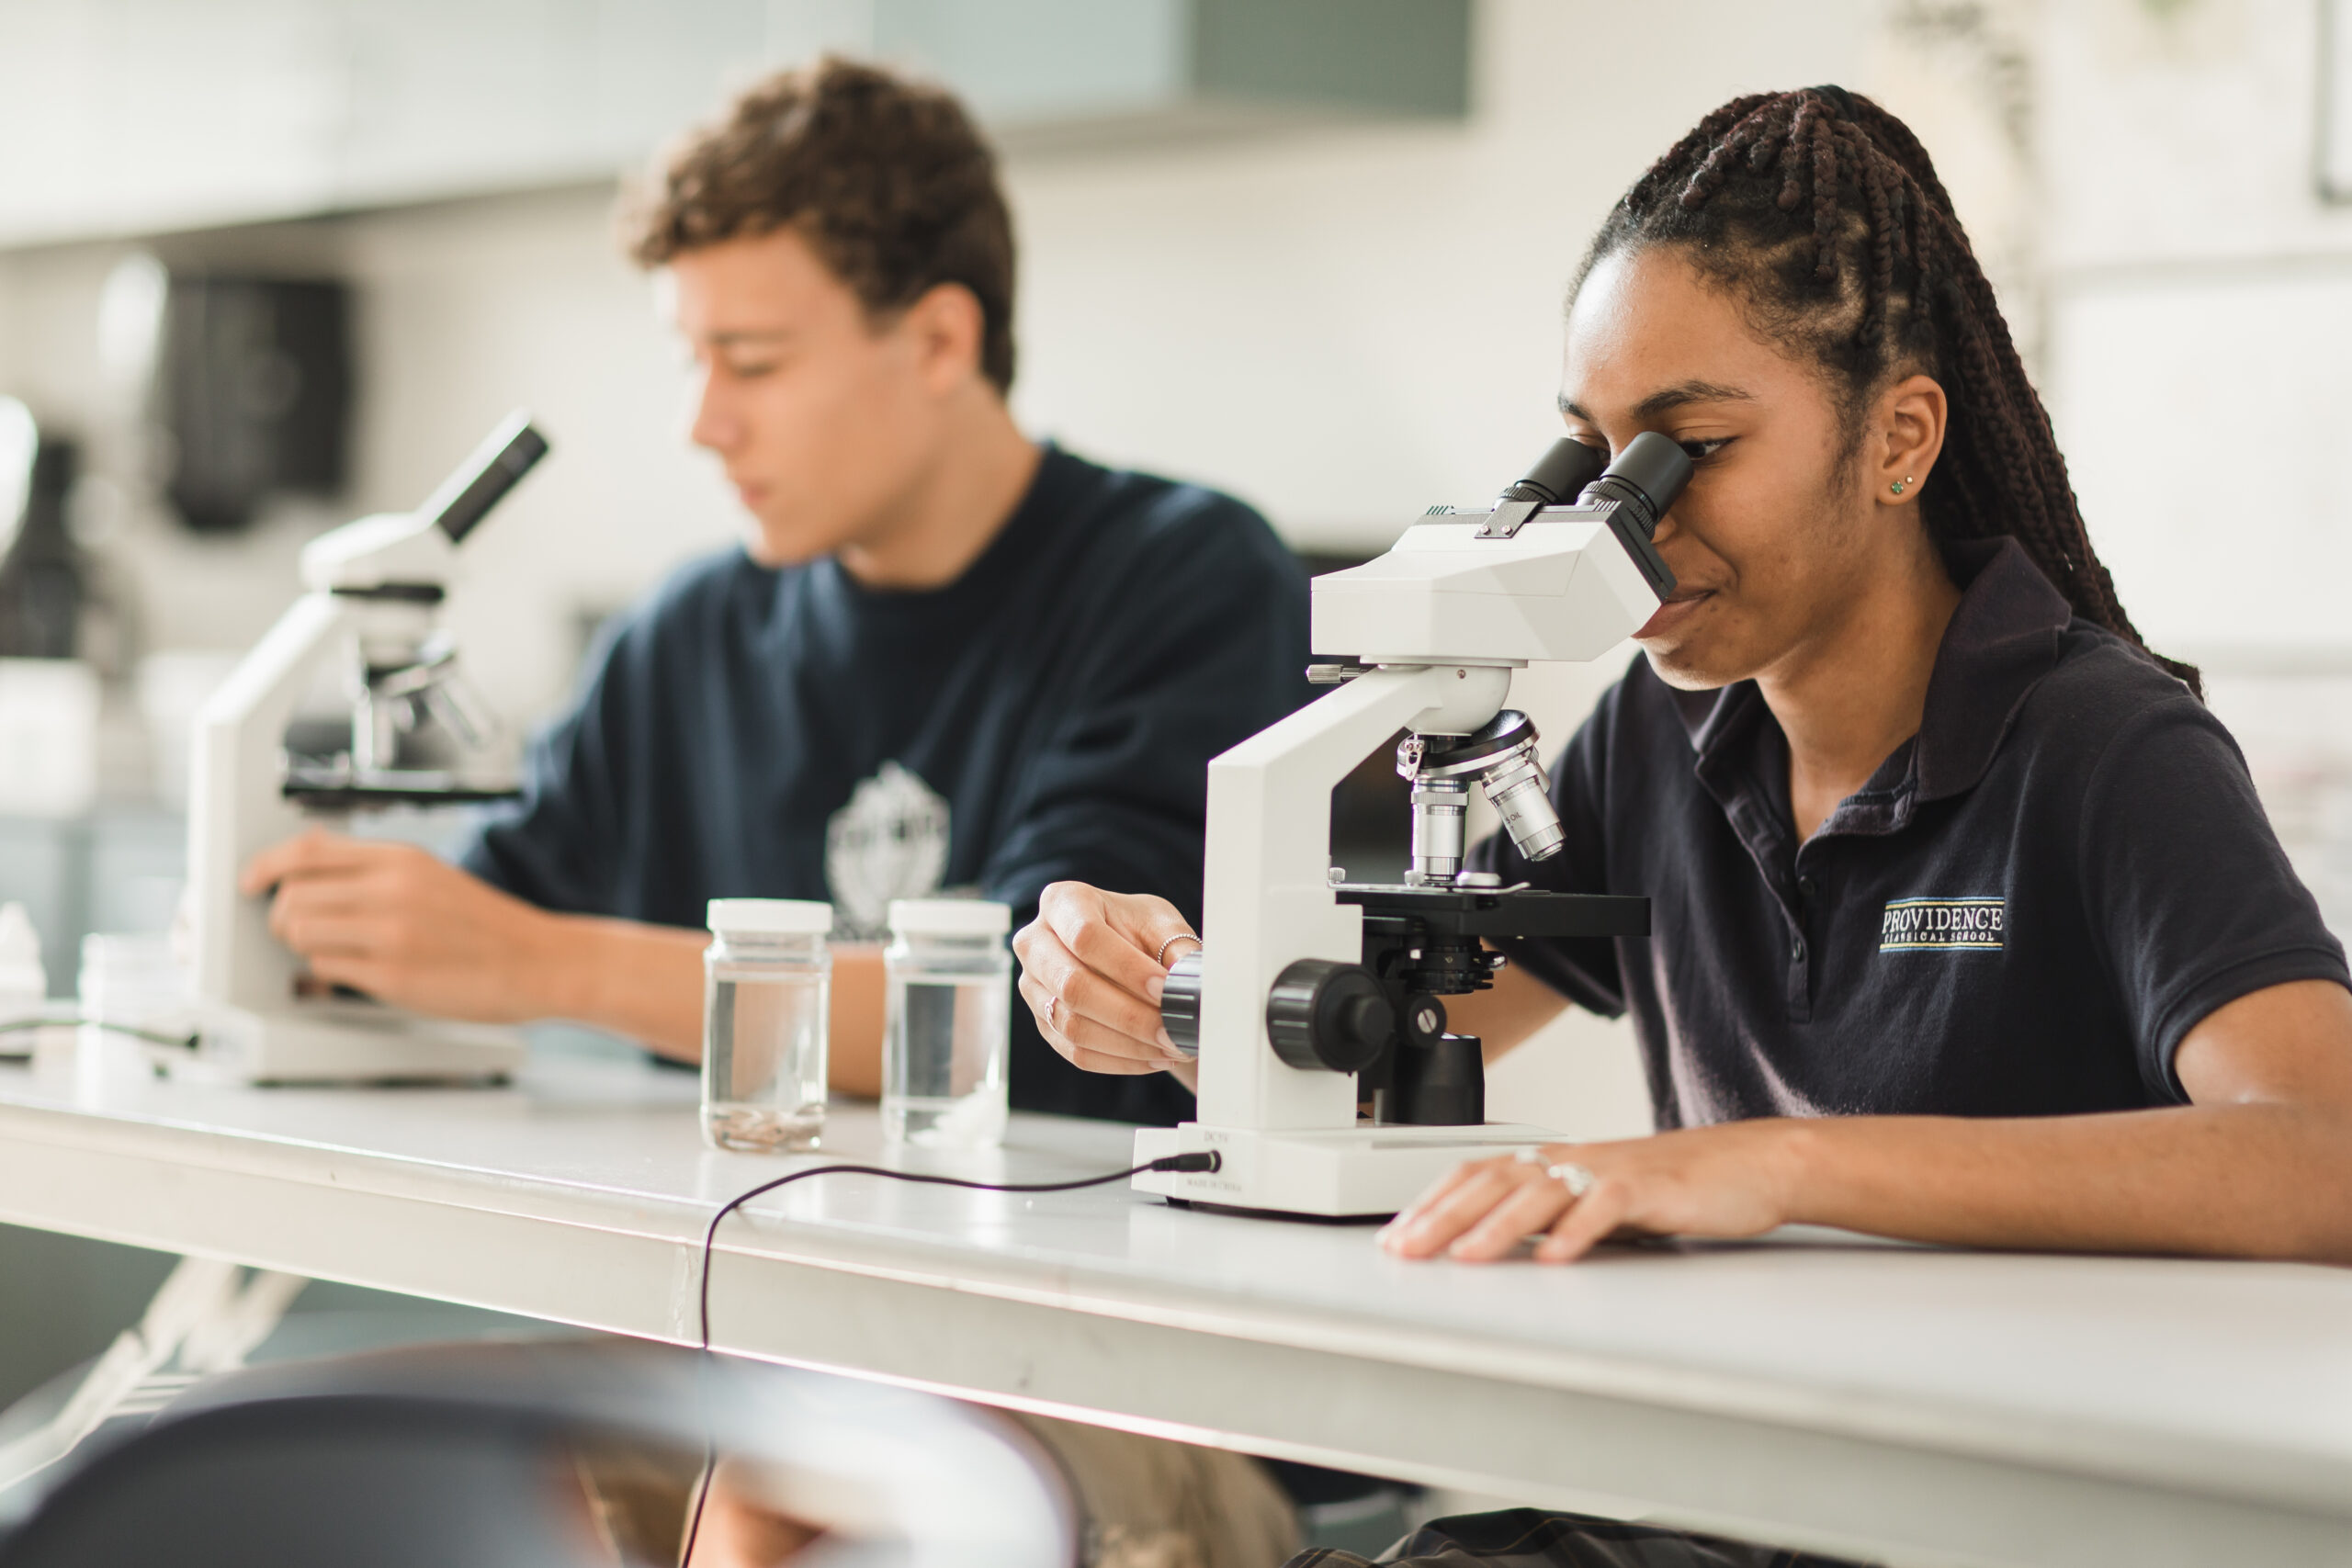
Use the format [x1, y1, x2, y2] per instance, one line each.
[1155, 932, 1203, 967]
[1547, 1162, 1597, 1199]
[1045, 995, 1062, 1034]
[1515, 1146, 1596, 1200]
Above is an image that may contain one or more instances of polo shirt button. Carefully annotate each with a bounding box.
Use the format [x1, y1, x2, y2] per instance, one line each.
[1790, 935, 1806, 961]
[1797, 876, 1817, 898]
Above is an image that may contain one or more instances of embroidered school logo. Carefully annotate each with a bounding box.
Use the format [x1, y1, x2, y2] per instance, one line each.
[1880, 897, 2006, 952]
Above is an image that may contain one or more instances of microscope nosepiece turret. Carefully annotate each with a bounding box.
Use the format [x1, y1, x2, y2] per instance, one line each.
[1397, 710, 1564, 884]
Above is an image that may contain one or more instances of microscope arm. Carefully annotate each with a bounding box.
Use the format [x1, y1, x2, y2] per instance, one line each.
[1193, 660, 1515, 1132]
[188, 592, 347, 1012]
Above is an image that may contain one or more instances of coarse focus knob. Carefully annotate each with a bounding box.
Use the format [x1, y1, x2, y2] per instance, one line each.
[1266, 959, 1394, 1074]
[1159, 950, 1204, 1059]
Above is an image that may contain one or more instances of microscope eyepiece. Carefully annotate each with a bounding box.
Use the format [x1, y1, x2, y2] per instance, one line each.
[1499, 438, 1608, 507]
[1577, 430, 1692, 541]
[419, 411, 550, 545]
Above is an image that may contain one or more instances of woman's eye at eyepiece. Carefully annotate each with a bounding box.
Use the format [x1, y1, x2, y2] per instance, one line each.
[1678, 437, 1730, 462]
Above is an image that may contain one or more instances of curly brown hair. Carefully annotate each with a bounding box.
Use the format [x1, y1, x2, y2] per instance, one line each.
[624, 56, 1018, 393]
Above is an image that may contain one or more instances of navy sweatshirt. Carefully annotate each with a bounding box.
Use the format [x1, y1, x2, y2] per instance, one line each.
[461, 445, 1312, 1125]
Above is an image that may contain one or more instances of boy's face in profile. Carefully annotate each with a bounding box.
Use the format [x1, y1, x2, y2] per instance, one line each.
[665, 229, 960, 570]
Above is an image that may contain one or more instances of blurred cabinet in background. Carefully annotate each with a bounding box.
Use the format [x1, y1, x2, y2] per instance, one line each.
[0, 0, 1469, 248]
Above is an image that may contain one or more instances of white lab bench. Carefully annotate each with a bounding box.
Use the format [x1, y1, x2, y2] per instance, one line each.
[0, 1050, 2346, 1568]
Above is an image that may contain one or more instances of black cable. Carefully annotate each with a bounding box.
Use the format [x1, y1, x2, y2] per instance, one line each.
[0, 1016, 198, 1050]
[675, 1149, 1220, 1567]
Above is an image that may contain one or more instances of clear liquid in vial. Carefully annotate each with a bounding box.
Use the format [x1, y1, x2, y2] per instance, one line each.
[703, 971, 829, 1152]
[883, 974, 1009, 1147]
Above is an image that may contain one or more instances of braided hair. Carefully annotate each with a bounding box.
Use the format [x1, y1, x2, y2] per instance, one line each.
[1580, 86, 2196, 694]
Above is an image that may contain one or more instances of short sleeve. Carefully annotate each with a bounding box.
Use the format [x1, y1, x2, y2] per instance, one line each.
[1465, 674, 1633, 1018]
[2078, 699, 2350, 1102]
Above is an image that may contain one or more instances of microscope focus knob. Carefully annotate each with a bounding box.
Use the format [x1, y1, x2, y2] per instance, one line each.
[1159, 950, 1205, 1059]
[1266, 960, 1393, 1074]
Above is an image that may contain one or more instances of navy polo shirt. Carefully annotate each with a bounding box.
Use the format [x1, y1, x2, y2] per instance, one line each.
[1473, 537, 2349, 1128]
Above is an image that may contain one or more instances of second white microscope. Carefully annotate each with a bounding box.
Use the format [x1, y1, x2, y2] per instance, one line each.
[179, 414, 548, 1084]
[1135, 434, 1691, 1217]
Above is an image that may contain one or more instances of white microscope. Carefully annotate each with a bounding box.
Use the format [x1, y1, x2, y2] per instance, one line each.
[178, 413, 548, 1083]
[1134, 434, 1691, 1217]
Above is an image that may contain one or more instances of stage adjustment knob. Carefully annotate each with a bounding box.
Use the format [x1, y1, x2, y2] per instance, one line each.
[1265, 959, 1393, 1074]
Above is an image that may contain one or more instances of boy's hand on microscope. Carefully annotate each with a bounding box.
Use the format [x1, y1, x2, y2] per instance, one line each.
[240, 828, 561, 1023]
[1014, 882, 1199, 1079]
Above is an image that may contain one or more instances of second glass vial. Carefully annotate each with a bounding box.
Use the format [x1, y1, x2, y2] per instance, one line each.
[883, 898, 1011, 1148]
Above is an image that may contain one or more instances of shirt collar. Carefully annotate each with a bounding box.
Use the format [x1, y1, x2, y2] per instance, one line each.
[1672, 536, 2073, 806]
[1911, 536, 2074, 801]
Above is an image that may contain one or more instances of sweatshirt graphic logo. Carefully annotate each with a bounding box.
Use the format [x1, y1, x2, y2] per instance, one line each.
[1880, 897, 2005, 952]
[826, 761, 949, 941]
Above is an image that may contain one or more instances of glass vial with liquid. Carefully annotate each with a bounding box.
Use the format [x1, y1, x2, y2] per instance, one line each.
[883, 899, 1012, 1148]
[702, 899, 832, 1153]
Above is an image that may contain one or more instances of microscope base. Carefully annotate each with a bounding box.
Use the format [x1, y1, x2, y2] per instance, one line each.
[170, 1002, 526, 1086]
[1133, 1121, 1566, 1219]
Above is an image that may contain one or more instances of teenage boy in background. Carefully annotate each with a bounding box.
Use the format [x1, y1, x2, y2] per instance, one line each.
[243, 58, 1311, 1126]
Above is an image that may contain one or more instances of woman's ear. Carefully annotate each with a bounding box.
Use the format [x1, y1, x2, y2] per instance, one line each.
[1873, 373, 1947, 507]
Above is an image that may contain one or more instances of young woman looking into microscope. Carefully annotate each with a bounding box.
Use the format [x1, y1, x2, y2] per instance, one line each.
[1013, 86, 2352, 1271]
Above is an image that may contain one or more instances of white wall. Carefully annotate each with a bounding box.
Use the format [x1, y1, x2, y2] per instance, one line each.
[2040, 0, 2352, 660]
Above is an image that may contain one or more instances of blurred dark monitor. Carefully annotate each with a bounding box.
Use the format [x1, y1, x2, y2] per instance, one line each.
[158, 276, 352, 534]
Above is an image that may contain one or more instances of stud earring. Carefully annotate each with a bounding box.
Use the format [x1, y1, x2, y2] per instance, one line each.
[1890, 475, 1913, 497]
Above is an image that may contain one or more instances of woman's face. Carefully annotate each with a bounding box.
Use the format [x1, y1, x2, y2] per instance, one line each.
[1560, 245, 1926, 692]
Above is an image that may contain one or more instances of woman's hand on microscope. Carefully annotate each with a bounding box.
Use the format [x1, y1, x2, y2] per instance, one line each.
[240, 828, 564, 1023]
[1014, 882, 1199, 1081]
[1377, 1120, 1808, 1264]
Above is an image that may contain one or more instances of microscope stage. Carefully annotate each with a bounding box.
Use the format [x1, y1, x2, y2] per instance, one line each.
[1335, 883, 1650, 940]
[281, 761, 521, 811]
